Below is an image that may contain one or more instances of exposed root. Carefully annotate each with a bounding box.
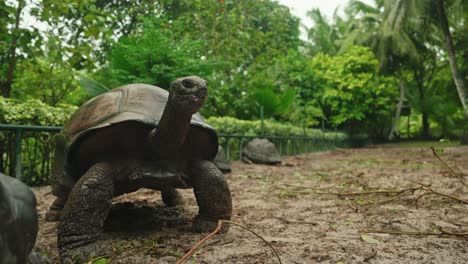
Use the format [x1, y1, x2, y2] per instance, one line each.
[176, 220, 223, 264]
[177, 220, 282, 264]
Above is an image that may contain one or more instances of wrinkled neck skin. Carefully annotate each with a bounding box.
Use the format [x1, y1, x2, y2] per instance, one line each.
[149, 99, 193, 160]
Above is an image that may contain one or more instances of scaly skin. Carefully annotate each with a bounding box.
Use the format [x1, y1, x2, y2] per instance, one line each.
[189, 160, 232, 232]
[58, 162, 115, 263]
[58, 160, 232, 263]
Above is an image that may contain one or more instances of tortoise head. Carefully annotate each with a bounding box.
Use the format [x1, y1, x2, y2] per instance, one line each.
[169, 76, 207, 114]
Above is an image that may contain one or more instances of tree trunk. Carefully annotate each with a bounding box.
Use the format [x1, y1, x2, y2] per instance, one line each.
[0, 0, 24, 98]
[436, 0, 468, 118]
[415, 70, 430, 139]
[388, 74, 405, 140]
[421, 112, 430, 139]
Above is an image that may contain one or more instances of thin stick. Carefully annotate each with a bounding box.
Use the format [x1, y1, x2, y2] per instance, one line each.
[345, 198, 359, 212]
[361, 229, 468, 237]
[177, 220, 282, 264]
[273, 216, 318, 225]
[411, 182, 468, 205]
[176, 220, 223, 264]
[315, 187, 420, 196]
[222, 220, 282, 264]
[425, 188, 468, 204]
[430, 147, 467, 187]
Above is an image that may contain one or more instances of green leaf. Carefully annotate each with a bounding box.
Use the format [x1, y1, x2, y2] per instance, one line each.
[79, 78, 110, 97]
[361, 234, 380, 244]
[83, 257, 109, 264]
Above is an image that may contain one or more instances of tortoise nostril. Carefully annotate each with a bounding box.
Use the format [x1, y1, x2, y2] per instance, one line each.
[182, 79, 195, 88]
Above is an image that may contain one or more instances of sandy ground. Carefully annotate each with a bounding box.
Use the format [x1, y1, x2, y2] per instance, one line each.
[33, 145, 468, 263]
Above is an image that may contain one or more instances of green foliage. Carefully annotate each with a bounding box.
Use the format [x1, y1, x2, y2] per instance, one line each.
[206, 116, 348, 140]
[307, 46, 398, 137]
[85, 257, 109, 264]
[157, 0, 302, 117]
[79, 78, 110, 97]
[0, 97, 77, 126]
[2, 0, 465, 142]
[94, 17, 218, 90]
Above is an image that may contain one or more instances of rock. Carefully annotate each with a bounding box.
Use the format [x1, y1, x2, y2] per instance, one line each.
[213, 145, 231, 173]
[242, 138, 281, 165]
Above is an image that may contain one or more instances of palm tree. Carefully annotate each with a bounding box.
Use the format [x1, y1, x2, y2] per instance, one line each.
[343, 0, 467, 139]
[306, 8, 350, 55]
[434, 0, 468, 118]
[342, 0, 423, 139]
[364, 0, 468, 118]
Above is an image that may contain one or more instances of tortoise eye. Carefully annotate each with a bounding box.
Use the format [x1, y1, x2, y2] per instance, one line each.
[182, 79, 195, 88]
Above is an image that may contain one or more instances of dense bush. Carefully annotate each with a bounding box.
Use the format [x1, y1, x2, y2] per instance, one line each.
[206, 116, 348, 139]
[0, 96, 77, 126]
[0, 97, 77, 185]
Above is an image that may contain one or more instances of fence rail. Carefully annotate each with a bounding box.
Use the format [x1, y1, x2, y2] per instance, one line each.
[0, 124, 348, 185]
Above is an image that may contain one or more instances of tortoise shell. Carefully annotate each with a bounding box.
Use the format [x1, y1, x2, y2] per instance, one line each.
[64, 84, 218, 159]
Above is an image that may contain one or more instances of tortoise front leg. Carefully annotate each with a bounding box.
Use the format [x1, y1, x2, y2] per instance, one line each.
[188, 160, 232, 232]
[58, 162, 115, 263]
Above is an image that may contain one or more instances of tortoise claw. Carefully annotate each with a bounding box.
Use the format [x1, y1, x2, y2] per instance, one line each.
[192, 216, 229, 233]
[60, 242, 102, 264]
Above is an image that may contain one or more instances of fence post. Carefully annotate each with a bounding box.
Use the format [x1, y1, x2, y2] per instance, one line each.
[260, 105, 264, 136]
[14, 128, 23, 181]
[225, 137, 230, 160]
[238, 138, 243, 160]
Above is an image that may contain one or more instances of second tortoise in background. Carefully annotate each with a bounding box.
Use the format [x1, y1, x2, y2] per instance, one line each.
[242, 138, 282, 165]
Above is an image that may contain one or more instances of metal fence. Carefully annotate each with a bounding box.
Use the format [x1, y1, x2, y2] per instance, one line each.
[0, 124, 348, 185]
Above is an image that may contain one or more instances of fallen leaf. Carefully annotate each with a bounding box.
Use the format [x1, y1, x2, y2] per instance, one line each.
[361, 234, 380, 244]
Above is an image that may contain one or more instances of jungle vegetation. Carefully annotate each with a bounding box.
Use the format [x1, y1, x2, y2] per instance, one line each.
[1, 0, 467, 140]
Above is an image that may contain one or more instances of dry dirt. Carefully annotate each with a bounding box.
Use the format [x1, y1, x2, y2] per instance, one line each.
[33, 145, 468, 264]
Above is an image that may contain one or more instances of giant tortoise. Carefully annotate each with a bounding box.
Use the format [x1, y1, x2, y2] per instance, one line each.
[47, 76, 232, 263]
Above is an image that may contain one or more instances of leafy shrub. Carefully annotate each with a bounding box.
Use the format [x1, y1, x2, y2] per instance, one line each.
[0, 97, 77, 185]
[0, 96, 77, 126]
[207, 116, 350, 160]
[206, 116, 348, 140]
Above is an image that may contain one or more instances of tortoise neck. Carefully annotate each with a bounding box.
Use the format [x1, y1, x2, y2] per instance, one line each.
[150, 100, 192, 159]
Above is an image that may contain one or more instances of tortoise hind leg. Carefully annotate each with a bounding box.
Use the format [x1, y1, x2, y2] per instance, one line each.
[46, 134, 73, 222]
[161, 188, 183, 207]
[58, 162, 115, 263]
[45, 194, 68, 221]
[188, 160, 232, 232]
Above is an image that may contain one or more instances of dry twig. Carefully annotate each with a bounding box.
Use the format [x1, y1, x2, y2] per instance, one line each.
[176, 220, 282, 264]
[411, 181, 468, 205]
[430, 147, 467, 187]
[273, 216, 318, 225]
[283, 184, 420, 197]
[345, 197, 359, 212]
[361, 228, 468, 238]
